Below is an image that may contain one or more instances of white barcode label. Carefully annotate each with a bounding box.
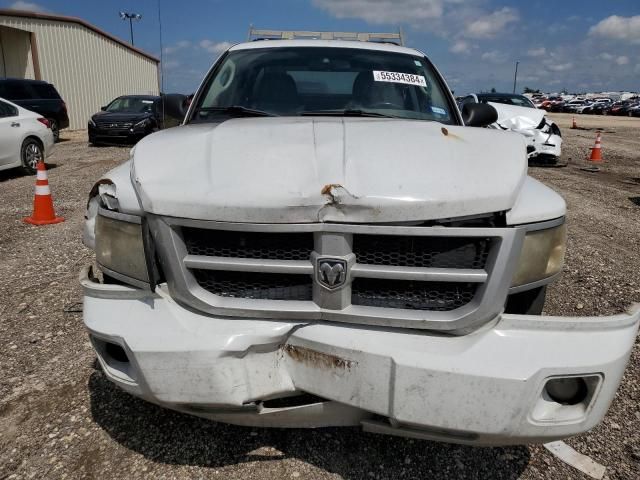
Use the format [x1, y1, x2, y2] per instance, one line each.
[373, 71, 427, 87]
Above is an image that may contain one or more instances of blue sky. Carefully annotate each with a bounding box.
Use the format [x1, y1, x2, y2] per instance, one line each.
[3, 0, 640, 94]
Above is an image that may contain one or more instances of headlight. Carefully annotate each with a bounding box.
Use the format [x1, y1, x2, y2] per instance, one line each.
[511, 224, 567, 287]
[95, 212, 149, 284]
[89, 118, 96, 127]
[133, 118, 151, 129]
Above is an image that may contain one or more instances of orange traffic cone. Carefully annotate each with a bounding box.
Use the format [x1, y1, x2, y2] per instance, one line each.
[589, 132, 603, 163]
[23, 162, 64, 225]
[571, 117, 577, 129]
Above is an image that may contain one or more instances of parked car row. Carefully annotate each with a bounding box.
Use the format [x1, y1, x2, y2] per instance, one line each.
[0, 77, 181, 152]
[533, 95, 640, 116]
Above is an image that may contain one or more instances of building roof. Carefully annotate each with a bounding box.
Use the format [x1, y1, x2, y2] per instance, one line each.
[0, 8, 159, 63]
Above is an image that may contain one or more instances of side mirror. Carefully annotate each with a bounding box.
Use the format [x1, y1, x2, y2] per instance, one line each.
[461, 102, 498, 127]
[162, 94, 188, 121]
[100, 106, 107, 111]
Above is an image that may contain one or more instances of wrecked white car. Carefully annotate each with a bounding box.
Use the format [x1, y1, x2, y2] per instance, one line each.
[491, 103, 562, 162]
[81, 34, 638, 446]
[461, 93, 562, 163]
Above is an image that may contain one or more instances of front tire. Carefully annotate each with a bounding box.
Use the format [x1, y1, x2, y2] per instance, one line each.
[21, 138, 44, 175]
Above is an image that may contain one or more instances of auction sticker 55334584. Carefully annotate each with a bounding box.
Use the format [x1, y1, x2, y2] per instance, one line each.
[373, 71, 427, 87]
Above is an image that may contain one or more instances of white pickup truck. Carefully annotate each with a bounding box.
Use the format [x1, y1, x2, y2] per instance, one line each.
[81, 34, 639, 446]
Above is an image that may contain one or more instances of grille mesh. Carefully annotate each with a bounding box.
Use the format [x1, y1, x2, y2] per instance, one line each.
[95, 121, 133, 129]
[352, 279, 476, 311]
[353, 235, 491, 269]
[193, 270, 312, 301]
[183, 228, 313, 261]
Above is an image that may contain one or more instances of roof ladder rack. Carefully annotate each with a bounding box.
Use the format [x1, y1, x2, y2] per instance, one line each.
[247, 27, 405, 46]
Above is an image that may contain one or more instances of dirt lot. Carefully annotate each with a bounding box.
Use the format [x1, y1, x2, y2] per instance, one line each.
[1, 113, 639, 479]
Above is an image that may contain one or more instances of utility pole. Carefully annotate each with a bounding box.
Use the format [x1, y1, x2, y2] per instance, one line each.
[513, 61, 519, 94]
[119, 11, 142, 46]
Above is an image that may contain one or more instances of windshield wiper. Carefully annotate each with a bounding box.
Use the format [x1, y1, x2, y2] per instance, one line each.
[301, 109, 398, 118]
[195, 106, 276, 117]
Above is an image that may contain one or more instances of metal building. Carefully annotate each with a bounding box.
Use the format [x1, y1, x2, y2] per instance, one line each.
[0, 9, 159, 129]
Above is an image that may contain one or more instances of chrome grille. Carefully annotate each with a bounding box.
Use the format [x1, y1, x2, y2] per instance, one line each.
[150, 217, 525, 332]
[353, 235, 491, 269]
[352, 279, 477, 311]
[193, 270, 312, 300]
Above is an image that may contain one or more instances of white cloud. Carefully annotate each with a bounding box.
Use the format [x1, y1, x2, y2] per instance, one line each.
[8, 1, 48, 12]
[450, 40, 470, 54]
[465, 7, 519, 39]
[589, 15, 640, 43]
[616, 55, 629, 65]
[598, 52, 614, 60]
[199, 40, 232, 54]
[163, 40, 191, 55]
[547, 62, 573, 72]
[480, 50, 507, 63]
[163, 60, 180, 70]
[312, 0, 446, 24]
[527, 47, 546, 57]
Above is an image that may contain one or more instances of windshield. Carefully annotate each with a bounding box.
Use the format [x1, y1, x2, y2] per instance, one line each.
[190, 47, 456, 124]
[106, 97, 156, 113]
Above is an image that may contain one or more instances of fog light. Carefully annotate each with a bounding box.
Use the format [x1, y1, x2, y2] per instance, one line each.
[105, 342, 129, 363]
[545, 377, 588, 405]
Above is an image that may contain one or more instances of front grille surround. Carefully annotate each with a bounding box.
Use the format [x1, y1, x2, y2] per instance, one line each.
[150, 216, 532, 333]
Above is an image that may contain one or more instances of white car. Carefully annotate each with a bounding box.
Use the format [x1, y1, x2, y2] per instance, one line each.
[81, 33, 638, 446]
[489, 102, 563, 162]
[460, 94, 562, 163]
[0, 97, 54, 174]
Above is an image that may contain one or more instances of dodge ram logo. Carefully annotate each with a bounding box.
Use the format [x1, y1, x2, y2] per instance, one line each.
[317, 258, 347, 289]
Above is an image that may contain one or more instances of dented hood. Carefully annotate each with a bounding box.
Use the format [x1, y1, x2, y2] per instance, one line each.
[489, 102, 546, 131]
[132, 117, 527, 223]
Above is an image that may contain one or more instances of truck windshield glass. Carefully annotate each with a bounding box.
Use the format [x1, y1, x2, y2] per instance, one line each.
[191, 47, 455, 124]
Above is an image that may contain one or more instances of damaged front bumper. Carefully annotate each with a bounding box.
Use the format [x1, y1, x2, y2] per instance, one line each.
[525, 130, 562, 161]
[81, 267, 639, 446]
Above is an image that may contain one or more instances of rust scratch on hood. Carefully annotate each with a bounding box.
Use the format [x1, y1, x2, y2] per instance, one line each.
[441, 126, 463, 140]
[284, 344, 355, 370]
[321, 184, 359, 204]
[321, 183, 340, 196]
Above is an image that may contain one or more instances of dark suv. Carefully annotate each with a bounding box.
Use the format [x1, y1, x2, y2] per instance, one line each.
[0, 78, 69, 141]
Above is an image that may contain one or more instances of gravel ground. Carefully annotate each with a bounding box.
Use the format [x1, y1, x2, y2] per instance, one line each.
[0, 114, 639, 480]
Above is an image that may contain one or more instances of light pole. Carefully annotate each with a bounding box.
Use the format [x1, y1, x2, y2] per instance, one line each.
[513, 61, 519, 94]
[119, 11, 142, 46]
